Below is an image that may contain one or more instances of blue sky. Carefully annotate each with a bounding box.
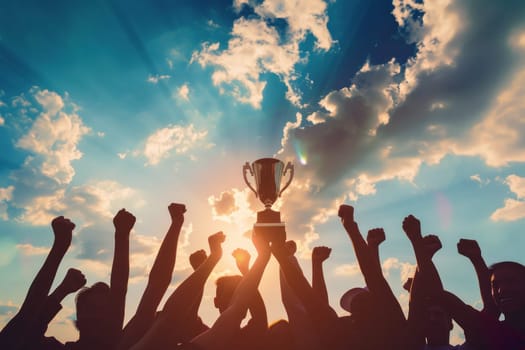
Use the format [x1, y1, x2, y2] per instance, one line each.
[1, 0, 524, 344]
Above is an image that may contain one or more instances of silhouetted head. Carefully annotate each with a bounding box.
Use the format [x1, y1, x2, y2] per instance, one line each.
[423, 303, 453, 345]
[340, 287, 374, 324]
[267, 319, 293, 349]
[489, 261, 525, 316]
[75, 282, 112, 342]
[214, 275, 243, 313]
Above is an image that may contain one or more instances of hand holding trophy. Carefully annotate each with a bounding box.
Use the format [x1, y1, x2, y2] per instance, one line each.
[243, 158, 294, 243]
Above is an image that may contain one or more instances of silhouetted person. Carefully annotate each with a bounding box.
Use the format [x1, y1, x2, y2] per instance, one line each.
[35, 209, 135, 350]
[402, 215, 472, 349]
[339, 205, 408, 349]
[117, 203, 186, 350]
[272, 238, 340, 349]
[130, 232, 225, 349]
[312, 246, 331, 306]
[457, 238, 498, 318]
[0, 216, 77, 350]
[189, 231, 271, 350]
[278, 240, 320, 350]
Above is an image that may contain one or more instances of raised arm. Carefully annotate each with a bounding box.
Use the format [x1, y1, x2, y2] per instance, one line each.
[367, 228, 385, 273]
[22, 216, 75, 315]
[406, 234, 444, 349]
[338, 206, 387, 291]
[232, 248, 268, 332]
[311, 246, 331, 305]
[457, 238, 499, 318]
[0, 216, 75, 349]
[339, 205, 407, 345]
[32, 268, 86, 340]
[190, 232, 271, 350]
[280, 242, 320, 350]
[130, 232, 224, 350]
[118, 203, 185, 350]
[110, 209, 135, 335]
[403, 215, 443, 291]
[272, 239, 338, 335]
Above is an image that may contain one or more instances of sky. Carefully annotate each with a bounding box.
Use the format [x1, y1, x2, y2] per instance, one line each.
[0, 0, 524, 345]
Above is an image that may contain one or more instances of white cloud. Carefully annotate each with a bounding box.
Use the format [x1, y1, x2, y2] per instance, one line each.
[207, 19, 219, 29]
[334, 262, 361, 276]
[18, 189, 67, 226]
[16, 89, 90, 185]
[147, 74, 171, 84]
[16, 243, 50, 256]
[209, 190, 238, 217]
[470, 174, 481, 184]
[177, 84, 190, 101]
[0, 186, 14, 220]
[453, 63, 525, 166]
[273, 0, 525, 249]
[18, 180, 141, 228]
[382, 257, 416, 283]
[142, 124, 210, 166]
[208, 187, 257, 229]
[34, 89, 64, 115]
[0, 300, 19, 330]
[192, 0, 333, 108]
[491, 175, 525, 222]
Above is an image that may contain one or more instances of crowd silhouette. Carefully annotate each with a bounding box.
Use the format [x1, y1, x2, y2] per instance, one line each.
[1, 203, 525, 349]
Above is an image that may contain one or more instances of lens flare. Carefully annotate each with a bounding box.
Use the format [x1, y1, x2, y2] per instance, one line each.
[293, 140, 307, 165]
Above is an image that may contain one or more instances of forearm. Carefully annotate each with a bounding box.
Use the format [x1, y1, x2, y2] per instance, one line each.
[345, 227, 385, 290]
[110, 232, 130, 330]
[139, 222, 182, 315]
[21, 244, 67, 314]
[192, 254, 270, 350]
[469, 256, 497, 315]
[163, 253, 219, 315]
[247, 291, 268, 331]
[369, 245, 382, 274]
[411, 240, 443, 292]
[312, 261, 328, 304]
[277, 255, 336, 324]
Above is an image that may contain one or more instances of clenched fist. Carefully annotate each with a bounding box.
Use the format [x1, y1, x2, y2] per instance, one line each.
[402, 215, 422, 242]
[367, 228, 386, 247]
[312, 246, 332, 263]
[113, 209, 136, 235]
[51, 216, 75, 251]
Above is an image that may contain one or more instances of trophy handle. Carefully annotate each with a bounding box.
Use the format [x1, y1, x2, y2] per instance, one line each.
[243, 162, 258, 197]
[279, 162, 294, 196]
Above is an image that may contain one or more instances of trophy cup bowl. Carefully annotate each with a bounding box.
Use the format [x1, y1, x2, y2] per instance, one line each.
[243, 158, 294, 242]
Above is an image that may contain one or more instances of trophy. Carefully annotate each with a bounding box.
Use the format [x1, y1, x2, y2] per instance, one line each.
[243, 158, 294, 242]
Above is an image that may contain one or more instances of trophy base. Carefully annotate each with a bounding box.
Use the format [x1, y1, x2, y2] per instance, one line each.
[253, 222, 286, 243]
